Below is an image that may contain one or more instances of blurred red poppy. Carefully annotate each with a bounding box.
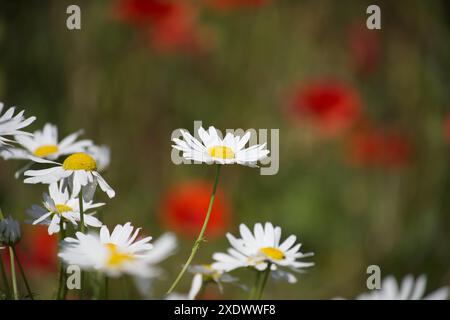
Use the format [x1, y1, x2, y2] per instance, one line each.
[114, 0, 211, 54]
[348, 128, 413, 169]
[114, 0, 175, 25]
[159, 180, 231, 239]
[147, 3, 209, 54]
[289, 80, 362, 137]
[2, 225, 57, 275]
[348, 22, 381, 76]
[206, 0, 269, 11]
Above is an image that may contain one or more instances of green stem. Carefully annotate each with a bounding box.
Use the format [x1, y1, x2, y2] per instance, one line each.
[57, 228, 67, 300]
[79, 191, 85, 233]
[8, 247, 18, 300]
[11, 246, 33, 300]
[0, 254, 11, 299]
[249, 270, 262, 300]
[166, 165, 222, 295]
[78, 191, 85, 299]
[255, 265, 271, 300]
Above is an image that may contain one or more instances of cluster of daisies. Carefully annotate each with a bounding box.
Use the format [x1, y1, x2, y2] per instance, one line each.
[0, 102, 177, 300]
[0, 102, 448, 300]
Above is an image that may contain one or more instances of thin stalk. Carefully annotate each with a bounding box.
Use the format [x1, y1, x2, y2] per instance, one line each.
[56, 262, 64, 299]
[0, 255, 11, 299]
[166, 165, 222, 295]
[249, 270, 262, 300]
[11, 246, 33, 300]
[79, 191, 85, 233]
[78, 190, 85, 299]
[57, 228, 67, 300]
[255, 264, 271, 300]
[8, 247, 18, 300]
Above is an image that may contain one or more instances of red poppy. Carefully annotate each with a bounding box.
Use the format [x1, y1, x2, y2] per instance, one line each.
[289, 80, 362, 137]
[114, 0, 211, 54]
[2, 225, 58, 275]
[147, 3, 209, 54]
[206, 0, 269, 11]
[348, 128, 413, 169]
[159, 180, 231, 239]
[348, 22, 381, 76]
[114, 0, 175, 25]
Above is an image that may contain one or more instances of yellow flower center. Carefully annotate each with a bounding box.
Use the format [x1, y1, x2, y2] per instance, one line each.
[201, 264, 221, 280]
[203, 264, 213, 270]
[208, 146, 235, 159]
[55, 204, 73, 214]
[106, 243, 134, 267]
[260, 247, 285, 260]
[62, 153, 97, 171]
[34, 145, 59, 157]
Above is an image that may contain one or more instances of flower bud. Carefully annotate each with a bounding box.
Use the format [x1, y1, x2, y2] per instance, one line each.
[0, 216, 21, 246]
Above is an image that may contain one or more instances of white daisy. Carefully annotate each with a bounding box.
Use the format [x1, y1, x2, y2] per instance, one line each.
[27, 181, 104, 235]
[172, 126, 269, 166]
[59, 222, 157, 277]
[23, 152, 115, 200]
[354, 274, 449, 300]
[212, 222, 314, 283]
[189, 264, 239, 292]
[166, 273, 203, 300]
[86, 144, 110, 172]
[1, 123, 92, 161]
[0, 102, 35, 148]
[0, 216, 21, 246]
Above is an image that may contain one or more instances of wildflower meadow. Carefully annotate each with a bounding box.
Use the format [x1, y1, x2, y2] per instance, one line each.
[0, 0, 449, 303]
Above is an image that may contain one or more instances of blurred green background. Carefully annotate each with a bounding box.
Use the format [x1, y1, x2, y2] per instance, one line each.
[0, 0, 449, 299]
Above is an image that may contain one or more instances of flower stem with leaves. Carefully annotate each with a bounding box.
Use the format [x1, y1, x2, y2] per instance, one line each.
[167, 164, 222, 295]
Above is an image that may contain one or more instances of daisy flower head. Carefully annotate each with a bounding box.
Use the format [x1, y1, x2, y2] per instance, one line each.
[354, 274, 449, 300]
[172, 126, 269, 166]
[0, 215, 21, 246]
[0, 102, 36, 148]
[1, 123, 92, 161]
[23, 152, 115, 201]
[212, 222, 314, 283]
[59, 222, 157, 277]
[27, 181, 104, 235]
[189, 263, 239, 292]
[2, 124, 94, 179]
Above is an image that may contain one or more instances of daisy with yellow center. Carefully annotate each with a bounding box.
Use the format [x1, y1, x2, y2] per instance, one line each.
[1, 123, 92, 161]
[167, 125, 269, 294]
[172, 125, 269, 165]
[212, 222, 314, 282]
[58, 222, 159, 278]
[0, 102, 35, 148]
[188, 264, 240, 295]
[27, 181, 104, 235]
[23, 152, 115, 200]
